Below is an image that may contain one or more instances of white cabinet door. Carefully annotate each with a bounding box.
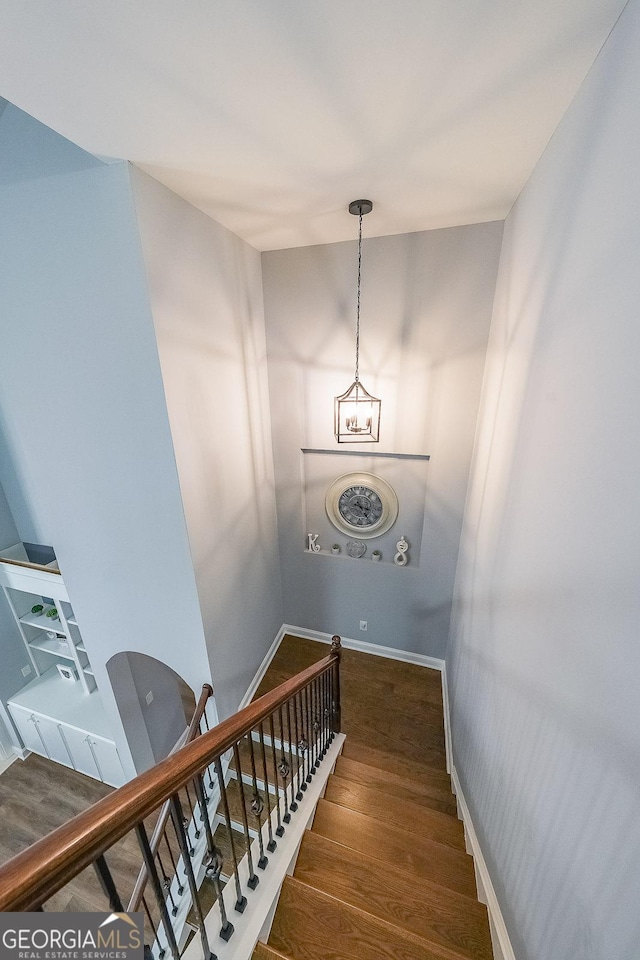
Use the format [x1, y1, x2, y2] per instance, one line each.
[33, 715, 74, 767]
[57, 725, 100, 779]
[8, 706, 72, 767]
[87, 735, 125, 787]
[8, 705, 44, 756]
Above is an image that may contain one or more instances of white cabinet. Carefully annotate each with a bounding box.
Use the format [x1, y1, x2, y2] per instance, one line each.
[7, 691, 125, 788]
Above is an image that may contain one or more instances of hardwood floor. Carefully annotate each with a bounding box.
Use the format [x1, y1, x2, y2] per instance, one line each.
[0, 753, 164, 913]
[252, 634, 493, 960]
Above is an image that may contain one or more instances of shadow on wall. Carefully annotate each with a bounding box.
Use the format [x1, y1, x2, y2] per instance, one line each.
[106, 651, 196, 774]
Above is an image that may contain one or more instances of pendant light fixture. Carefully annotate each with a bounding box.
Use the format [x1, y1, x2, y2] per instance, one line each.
[334, 199, 381, 443]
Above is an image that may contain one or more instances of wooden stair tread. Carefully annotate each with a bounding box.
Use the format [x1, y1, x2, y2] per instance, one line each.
[268, 876, 476, 960]
[252, 942, 292, 960]
[340, 740, 452, 786]
[216, 776, 278, 830]
[334, 755, 457, 815]
[295, 831, 492, 960]
[324, 776, 465, 851]
[312, 799, 477, 899]
[342, 718, 447, 771]
[213, 822, 248, 872]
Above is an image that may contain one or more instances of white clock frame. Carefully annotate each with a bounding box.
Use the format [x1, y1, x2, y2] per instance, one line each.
[325, 472, 399, 540]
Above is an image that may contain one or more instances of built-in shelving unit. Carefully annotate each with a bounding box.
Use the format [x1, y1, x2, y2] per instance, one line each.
[0, 543, 125, 787]
[0, 545, 95, 694]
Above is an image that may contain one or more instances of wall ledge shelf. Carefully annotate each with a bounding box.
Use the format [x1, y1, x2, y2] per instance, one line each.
[301, 448, 430, 462]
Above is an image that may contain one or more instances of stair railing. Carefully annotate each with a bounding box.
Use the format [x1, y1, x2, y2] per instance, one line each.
[0, 636, 342, 960]
[126, 682, 214, 929]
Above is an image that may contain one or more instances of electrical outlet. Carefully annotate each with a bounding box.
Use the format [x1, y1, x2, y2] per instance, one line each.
[145, 691, 154, 705]
[21, 664, 32, 677]
[359, 620, 368, 632]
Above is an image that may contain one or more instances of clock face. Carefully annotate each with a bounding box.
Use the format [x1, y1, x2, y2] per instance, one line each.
[325, 473, 398, 539]
[338, 485, 384, 529]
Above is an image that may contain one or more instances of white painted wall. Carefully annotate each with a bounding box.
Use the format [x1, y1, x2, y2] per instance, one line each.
[129, 168, 283, 719]
[448, 2, 640, 957]
[0, 105, 212, 776]
[262, 223, 502, 657]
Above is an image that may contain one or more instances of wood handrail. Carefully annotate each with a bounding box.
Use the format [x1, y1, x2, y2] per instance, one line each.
[127, 682, 214, 912]
[0, 642, 341, 912]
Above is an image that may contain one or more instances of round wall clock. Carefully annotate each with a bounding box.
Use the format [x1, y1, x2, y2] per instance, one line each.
[325, 472, 399, 540]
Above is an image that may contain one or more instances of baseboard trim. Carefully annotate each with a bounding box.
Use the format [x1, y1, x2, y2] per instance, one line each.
[0, 752, 19, 776]
[238, 625, 288, 710]
[282, 624, 445, 672]
[451, 766, 516, 960]
[440, 659, 452, 774]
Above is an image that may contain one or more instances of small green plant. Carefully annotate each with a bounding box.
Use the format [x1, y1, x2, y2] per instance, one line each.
[45, 607, 58, 620]
[31, 604, 44, 616]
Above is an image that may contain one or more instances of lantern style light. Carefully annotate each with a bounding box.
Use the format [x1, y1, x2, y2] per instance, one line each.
[334, 199, 381, 443]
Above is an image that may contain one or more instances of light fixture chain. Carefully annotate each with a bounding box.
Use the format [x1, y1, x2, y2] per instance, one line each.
[355, 210, 362, 382]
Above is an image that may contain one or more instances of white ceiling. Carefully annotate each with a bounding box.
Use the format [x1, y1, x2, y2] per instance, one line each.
[0, 0, 627, 250]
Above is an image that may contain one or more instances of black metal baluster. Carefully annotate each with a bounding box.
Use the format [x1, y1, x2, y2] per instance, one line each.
[162, 833, 184, 896]
[306, 684, 314, 781]
[320, 669, 329, 757]
[93, 854, 123, 911]
[232, 743, 259, 889]
[142, 895, 161, 960]
[214, 757, 247, 913]
[299, 689, 310, 790]
[271, 712, 287, 834]
[201, 711, 215, 789]
[259, 723, 277, 852]
[311, 678, 320, 771]
[325, 667, 331, 749]
[331, 635, 342, 734]
[247, 734, 268, 869]
[287, 694, 304, 809]
[282, 700, 298, 823]
[156, 849, 179, 916]
[279, 705, 293, 819]
[136, 822, 180, 960]
[169, 795, 216, 960]
[184, 782, 201, 834]
[194, 772, 234, 942]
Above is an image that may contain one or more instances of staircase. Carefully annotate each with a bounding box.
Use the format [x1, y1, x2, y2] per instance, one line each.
[0, 633, 494, 960]
[250, 638, 493, 960]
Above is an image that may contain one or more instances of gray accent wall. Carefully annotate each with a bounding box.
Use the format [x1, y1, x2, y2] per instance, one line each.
[448, 2, 640, 957]
[262, 223, 503, 657]
[129, 168, 283, 719]
[107, 652, 189, 772]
